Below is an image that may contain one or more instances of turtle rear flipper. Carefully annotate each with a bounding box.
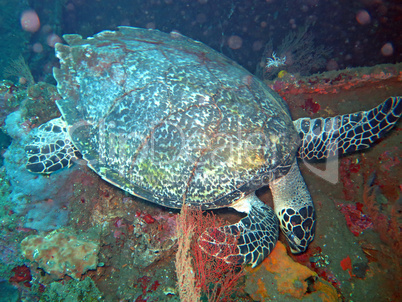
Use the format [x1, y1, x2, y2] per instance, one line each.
[25, 117, 81, 174]
[199, 193, 279, 268]
[295, 96, 401, 160]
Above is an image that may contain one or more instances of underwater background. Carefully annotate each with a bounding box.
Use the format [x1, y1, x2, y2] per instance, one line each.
[0, 0, 401, 301]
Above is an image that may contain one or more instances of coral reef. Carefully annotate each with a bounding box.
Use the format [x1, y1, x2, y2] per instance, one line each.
[0, 80, 26, 126]
[245, 241, 338, 301]
[267, 63, 402, 98]
[0, 80, 59, 129]
[40, 277, 102, 302]
[22, 82, 60, 127]
[20, 230, 99, 280]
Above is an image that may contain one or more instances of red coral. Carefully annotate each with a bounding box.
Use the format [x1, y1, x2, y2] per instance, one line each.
[135, 211, 156, 224]
[142, 214, 155, 224]
[135, 295, 147, 302]
[339, 203, 373, 236]
[301, 98, 321, 114]
[316, 268, 341, 289]
[179, 206, 245, 301]
[149, 280, 160, 292]
[137, 276, 151, 295]
[340, 256, 352, 271]
[340, 255, 353, 278]
[134, 276, 160, 301]
[9, 265, 32, 287]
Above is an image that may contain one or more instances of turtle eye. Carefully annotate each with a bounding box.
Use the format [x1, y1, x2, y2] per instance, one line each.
[286, 232, 301, 250]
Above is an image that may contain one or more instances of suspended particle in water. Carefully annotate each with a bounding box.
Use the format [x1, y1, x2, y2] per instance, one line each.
[356, 9, 371, 25]
[21, 10, 40, 33]
[227, 35, 243, 50]
[381, 43, 394, 56]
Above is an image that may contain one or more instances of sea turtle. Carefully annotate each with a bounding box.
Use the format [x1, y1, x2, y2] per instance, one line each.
[25, 27, 401, 267]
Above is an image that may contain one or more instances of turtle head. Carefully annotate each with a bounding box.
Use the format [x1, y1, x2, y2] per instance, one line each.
[277, 205, 316, 253]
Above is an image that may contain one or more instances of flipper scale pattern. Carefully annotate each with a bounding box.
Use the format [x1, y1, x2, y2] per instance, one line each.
[295, 96, 401, 160]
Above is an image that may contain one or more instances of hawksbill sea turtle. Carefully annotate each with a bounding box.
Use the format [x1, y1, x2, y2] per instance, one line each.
[25, 27, 401, 267]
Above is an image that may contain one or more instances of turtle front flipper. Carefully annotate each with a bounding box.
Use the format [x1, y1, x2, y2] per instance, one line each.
[25, 117, 81, 174]
[269, 161, 316, 254]
[199, 193, 279, 268]
[294, 96, 401, 160]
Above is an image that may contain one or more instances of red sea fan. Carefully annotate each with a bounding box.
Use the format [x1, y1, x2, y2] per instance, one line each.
[175, 205, 245, 302]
